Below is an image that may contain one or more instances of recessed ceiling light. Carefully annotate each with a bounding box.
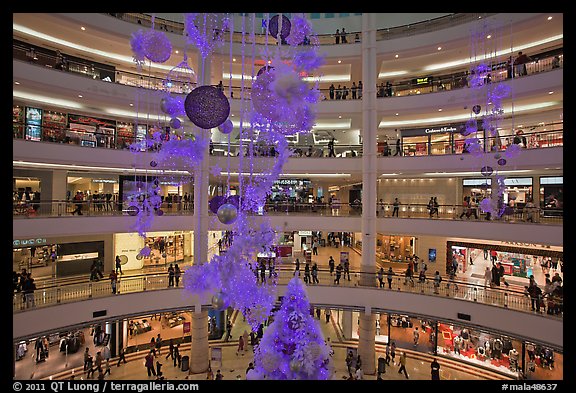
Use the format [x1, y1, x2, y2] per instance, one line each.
[438, 108, 442, 111]
[129, 103, 134, 107]
[437, 46, 442, 51]
[233, 58, 236, 62]
[478, 16, 482, 19]
[547, 16, 553, 20]
[486, 35, 492, 39]
[338, 115, 342, 119]
[175, 50, 179, 54]
[395, 54, 399, 58]
[338, 60, 342, 64]
[81, 26, 86, 31]
[14, 81, 20, 85]
[395, 113, 399, 116]
[78, 94, 83, 98]
[231, 114, 235, 117]
[548, 91, 554, 94]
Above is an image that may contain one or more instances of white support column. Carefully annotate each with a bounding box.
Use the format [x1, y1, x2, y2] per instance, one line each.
[357, 308, 376, 375]
[193, 55, 211, 267]
[189, 309, 209, 373]
[360, 12, 378, 286]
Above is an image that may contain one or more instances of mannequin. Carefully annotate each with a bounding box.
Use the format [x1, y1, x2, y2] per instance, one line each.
[509, 348, 519, 371]
[460, 328, 470, 351]
[492, 338, 503, 359]
[453, 336, 461, 355]
[484, 339, 492, 358]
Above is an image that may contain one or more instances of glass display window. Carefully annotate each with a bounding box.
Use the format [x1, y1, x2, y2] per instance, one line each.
[429, 133, 452, 155]
[402, 136, 428, 156]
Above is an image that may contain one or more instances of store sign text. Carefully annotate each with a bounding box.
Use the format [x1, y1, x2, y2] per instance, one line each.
[13, 238, 47, 247]
[425, 126, 457, 134]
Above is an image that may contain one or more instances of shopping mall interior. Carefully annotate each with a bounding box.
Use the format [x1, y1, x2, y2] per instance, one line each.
[12, 12, 563, 383]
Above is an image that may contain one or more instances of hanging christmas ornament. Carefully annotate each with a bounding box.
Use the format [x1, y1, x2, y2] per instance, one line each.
[139, 246, 152, 257]
[185, 86, 230, 129]
[217, 203, 238, 225]
[218, 119, 234, 134]
[268, 14, 291, 40]
[480, 166, 494, 176]
[143, 30, 172, 63]
[160, 95, 184, 117]
[494, 153, 501, 159]
[150, 160, 158, 167]
[130, 29, 147, 65]
[497, 158, 507, 166]
[170, 118, 182, 129]
[472, 104, 481, 114]
[127, 205, 139, 216]
[209, 196, 226, 214]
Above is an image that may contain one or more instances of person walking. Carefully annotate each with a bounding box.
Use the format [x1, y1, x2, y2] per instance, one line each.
[513, 51, 532, 77]
[358, 81, 363, 99]
[116, 347, 127, 366]
[341, 27, 348, 43]
[304, 262, 311, 284]
[431, 358, 441, 380]
[387, 267, 394, 289]
[413, 327, 420, 347]
[377, 267, 385, 288]
[390, 341, 397, 365]
[311, 263, 320, 284]
[334, 263, 342, 285]
[329, 83, 335, 100]
[226, 319, 233, 341]
[109, 270, 118, 294]
[345, 351, 354, 377]
[165, 339, 175, 361]
[145, 351, 156, 377]
[167, 264, 175, 287]
[394, 138, 402, 156]
[344, 259, 351, 281]
[328, 137, 336, 157]
[325, 308, 331, 323]
[335, 29, 340, 45]
[174, 264, 181, 287]
[294, 258, 300, 277]
[312, 239, 319, 255]
[115, 255, 123, 274]
[385, 343, 391, 366]
[154, 334, 162, 356]
[398, 351, 409, 379]
[351, 81, 357, 99]
[392, 197, 400, 217]
[433, 271, 442, 294]
[328, 256, 335, 275]
[236, 334, 245, 356]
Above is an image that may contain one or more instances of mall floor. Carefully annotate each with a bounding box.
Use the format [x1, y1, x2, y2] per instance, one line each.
[15, 308, 491, 381]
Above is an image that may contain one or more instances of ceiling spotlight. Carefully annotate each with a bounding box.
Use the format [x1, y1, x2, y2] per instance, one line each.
[175, 50, 179, 54]
[395, 113, 399, 116]
[78, 94, 83, 98]
[81, 26, 86, 31]
[548, 91, 554, 94]
[437, 46, 442, 51]
[395, 54, 399, 58]
[233, 58, 236, 62]
[486, 35, 492, 39]
[438, 108, 442, 111]
[547, 16, 553, 20]
[338, 115, 342, 119]
[129, 103, 134, 107]
[14, 81, 20, 85]
[337, 60, 342, 64]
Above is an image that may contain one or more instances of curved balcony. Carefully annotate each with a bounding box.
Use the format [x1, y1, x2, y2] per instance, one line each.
[12, 268, 563, 350]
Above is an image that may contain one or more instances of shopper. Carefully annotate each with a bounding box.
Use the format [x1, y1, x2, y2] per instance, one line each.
[117, 347, 127, 366]
[84, 348, 92, 371]
[165, 338, 175, 360]
[357, 81, 363, 99]
[236, 334, 245, 356]
[433, 271, 442, 294]
[351, 81, 357, 99]
[513, 51, 532, 77]
[325, 308, 331, 323]
[22, 273, 36, 308]
[343, 259, 351, 281]
[397, 351, 409, 379]
[246, 362, 255, 376]
[413, 327, 420, 347]
[226, 319, 233, 341]
[392, 198, 400, 217]
[174, 264, 181, 287]
[145, 351, 156, 377]
[430, 358, 441, 380]
[394, 138, 402, 156]
[484, 266, 492, 288]
[312, 239, 319, 255]
[293, 257, 300, 277]
[154, 334, 162, 356]
[303, 262, 311, 284]
[386, 267, 394, 289]
[345, 351, 354, 377]
[335, 29, 340, 45]
[328, 137, 336, 157]
[341, 27, 348, 43]
[377, 267, 385, 288]
[334, 263, 342, 285]
[94, 352, 104, 374]
[311, 263, 319, 284]
[385, 343, 391, 365]
[115, 255, 123, 274]
[390, 341, 397, 365]
[328, 256, 335, 275]
[329, 83, 335, 100]
[109, 270, 118, 294]
[167, 264, 175, 287]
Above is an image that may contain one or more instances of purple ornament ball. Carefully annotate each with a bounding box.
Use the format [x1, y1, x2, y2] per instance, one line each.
[170, 118, 182, 129]
[218, 119, 234, 134]
[150, 160, 158, 167]
[127, 205, 139, 216]
[185, 86, 230, 129]
[472, 105, 481, 114]
[480, 166, 494, 176]
[497, 158, 507, 166]
[209, 196, 226, 214]
[143, 30, 172, 63]
[268, 15, 291, 40]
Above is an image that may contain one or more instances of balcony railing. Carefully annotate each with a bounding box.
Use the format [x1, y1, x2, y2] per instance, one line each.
[13, 200, 562, 225]
[13, 267, 563, 322]
[12, 121, 563, 160]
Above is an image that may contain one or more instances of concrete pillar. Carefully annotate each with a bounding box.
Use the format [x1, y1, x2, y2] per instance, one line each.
[358, 310, 376, 374]
[193, 54, 211, 267]
[52, 170, 69, 216]
[360, 12, 378, 286]
[341, 310, 353, 340]
[532, 176, 540, 206]
[189, 310, 209, 373]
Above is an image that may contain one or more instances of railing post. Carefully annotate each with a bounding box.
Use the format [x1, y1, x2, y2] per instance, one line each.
[57, 288, 61, 303]
[143, 276, 147, 291]
[473, 287, 477, 302]
[504, 292, 508, 308]
[88, 283, 92, 298]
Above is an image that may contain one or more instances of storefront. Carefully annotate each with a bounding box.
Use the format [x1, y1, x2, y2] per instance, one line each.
[462, 177, 533, 210]
[401, 124, 471, 156]
[375, 234, 416, 264]
[539, 176, 562, 215]
[335, 309, 562, 380]
[269, 178, 313, 203]
[446, 240, 563, 286]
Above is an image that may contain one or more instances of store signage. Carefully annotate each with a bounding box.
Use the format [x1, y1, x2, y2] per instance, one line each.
[93, 310, 107, 318]
[416, 77, 429, 85]
[457, 313, 471, 321]
[425, 126, 457, 134]
[275, 179, 300, 185]
[92, 179, 117, 183]
[298, 231, 312, 236]
[401, 124, 461, 137]
[540, 176, 563, 185]
[504, 178, 532, 186]
[183, 322, 191, 334]
[13, 238, 47, 247]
